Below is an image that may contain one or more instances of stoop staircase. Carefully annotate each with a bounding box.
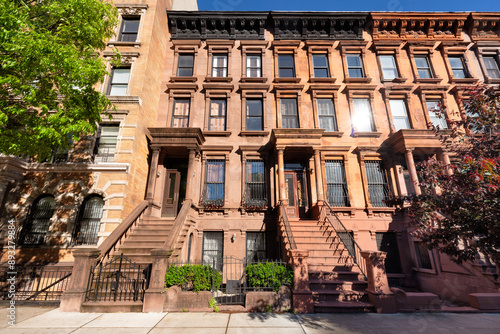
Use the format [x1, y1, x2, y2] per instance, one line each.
[289, 218, 374, 313]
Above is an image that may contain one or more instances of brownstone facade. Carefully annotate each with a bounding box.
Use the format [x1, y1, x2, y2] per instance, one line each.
[1, 6, 499, 308]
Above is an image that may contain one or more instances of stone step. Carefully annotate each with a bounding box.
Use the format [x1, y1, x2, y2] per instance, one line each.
[309, 279, 368, 292]
[309, 270, 364, 281]
[314, 300, 374, 313]
[312, 290, 369, 303]
[126, 235, 170, 242]
[81, 301, 143, 313]
[119, 241, 165, 249]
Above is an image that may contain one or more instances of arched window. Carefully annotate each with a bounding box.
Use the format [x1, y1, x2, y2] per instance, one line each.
[73, 196, 104, 245]
[21, 195, 56, 245]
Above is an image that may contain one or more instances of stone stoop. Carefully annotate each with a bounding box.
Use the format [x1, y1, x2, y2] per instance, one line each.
[289, 219, 374, 313]
[111, 216, 175, 265]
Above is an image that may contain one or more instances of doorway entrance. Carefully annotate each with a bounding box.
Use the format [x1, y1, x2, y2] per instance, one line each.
[284, 162, 309, 218]
[161, 158, 187, 217]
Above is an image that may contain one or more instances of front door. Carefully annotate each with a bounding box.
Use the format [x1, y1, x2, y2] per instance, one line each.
[162, 170, 181, 217]
[284, 170, 308, 218]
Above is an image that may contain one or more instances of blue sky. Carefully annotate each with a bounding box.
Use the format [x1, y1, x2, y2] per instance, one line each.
[198, 0, 500, 12]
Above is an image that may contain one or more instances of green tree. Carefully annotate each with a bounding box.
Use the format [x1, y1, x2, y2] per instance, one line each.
[0, 0, 119, 161]
[400, 84, 500, 269]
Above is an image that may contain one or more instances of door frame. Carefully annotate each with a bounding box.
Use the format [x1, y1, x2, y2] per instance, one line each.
[162, 169, 181, 217]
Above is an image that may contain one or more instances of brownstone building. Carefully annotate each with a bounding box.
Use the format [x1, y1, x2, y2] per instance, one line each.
[1, 4, 499, 312]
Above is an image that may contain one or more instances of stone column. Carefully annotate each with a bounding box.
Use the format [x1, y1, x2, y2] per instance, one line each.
[360, 251, 397, 313]
[314, 150, 325, 204]
[146, 147, 161, 201]
[277, 149, 287, 205]
[404, 148, 421, 195]
[60, 248, 100, 312]
[289, 250, 313, 313]
[440, 150, 453, 176]
[143, 249, 169, 312]
[185, 149, 196, 201]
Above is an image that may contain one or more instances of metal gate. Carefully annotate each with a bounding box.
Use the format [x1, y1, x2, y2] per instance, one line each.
[213, 256, 245, 305]
[85, 253, 151, 302]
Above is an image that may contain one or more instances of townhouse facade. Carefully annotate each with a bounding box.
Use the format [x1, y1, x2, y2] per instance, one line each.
[1, 5, 499, 309]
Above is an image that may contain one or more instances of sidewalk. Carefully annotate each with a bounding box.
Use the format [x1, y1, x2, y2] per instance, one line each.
[1, 306, 500, 333]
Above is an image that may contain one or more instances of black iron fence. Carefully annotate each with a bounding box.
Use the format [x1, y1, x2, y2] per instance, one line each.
[85, 253, 151, 302]
[0, 265, 72, 301]
[165, 257, 291, 305]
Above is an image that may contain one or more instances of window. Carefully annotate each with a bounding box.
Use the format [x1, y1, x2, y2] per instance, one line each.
[280, 98, 299, 128]
[376, 233, 402, 274]
[203, 231, 223, 271]
[209, 99, 227, 131]
[483, 56, 500, 79]
[426, 100, 448, 129]
[352, 98, 375, 132]
[118, 17, 140, 42]
[448, 56, 467, 78]
[379, 55, 398, 80]
[21, 195, 55, 245]
[246, 232, 266, 263]
[414, 55, 433, 78]
[73, 196, 104, 245]
[212, 54, 228, 77]
[245, 160, 266, 207]
[346, 54, 364, 78]
[389, 99, 410, 131]
[317, 99, 337, 131]
[177, 54, 194, 76]
[94, 124, 119, 163]
[246, 99, 263, 131]
[278, 54, 295, 77]
[108, 67, 130, 96]
[365, 160, 390, 207]
[246, 54, 262, 77]
[325, 160, 349, 207]
[203, 159, 225, 207]
[312, 54, 329, 78]
[415, 242, 433, 270]
[171, 99, 190, 127]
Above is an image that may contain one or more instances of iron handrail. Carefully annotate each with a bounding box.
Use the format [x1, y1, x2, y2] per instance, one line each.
[96, 200, 150, 266]
[278, 203, 297, 250]
[321, 201, 367, 278]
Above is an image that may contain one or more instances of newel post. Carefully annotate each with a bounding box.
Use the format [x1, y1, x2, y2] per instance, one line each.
[60, 248, 100, 312]
[143, 249, 169, 312]
[289, 250, 314, 313]
[360, 250, 397, 313]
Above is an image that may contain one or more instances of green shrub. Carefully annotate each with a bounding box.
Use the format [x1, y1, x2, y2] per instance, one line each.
[245, 262, 293, 292]
[165, 264, 222, 292]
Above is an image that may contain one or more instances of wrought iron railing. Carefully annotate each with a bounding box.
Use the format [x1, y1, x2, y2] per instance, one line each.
[278, 203, 297, 250]
[96, 200, 150, 266]
[0, 265, 72, 301]
[321, 201, 367, 278]
[242, 189, 268, 211]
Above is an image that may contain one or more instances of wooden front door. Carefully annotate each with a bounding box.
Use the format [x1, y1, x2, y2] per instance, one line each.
[162, 170, 181, 217]
[284, 170, 308, 218]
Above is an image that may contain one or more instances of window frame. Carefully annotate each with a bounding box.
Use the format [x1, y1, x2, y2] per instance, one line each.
[388, 98, 411, 132]
[345, 54, 365, 78]
[211, 53, 228, 78]
[351, 97, 376, 133]
[414, 55, 434, 79]
[118, 16, 141, 42]
[208, 98, 227, 131]
[171, 40, 201, 81]
[177, 53, 195, 77]
[73, 195, 104, 246]
[171, 98, 191, 128]
[340, 43, 371, 83]
[477, 48, 500, 84]
[240, 40, 268, 83]
[246, 232, 267, 263]
[425, 99, 448, 130]
[246, 54, 262, 78]
[107, 66, 131, 96]
[278, 54, 296, 78]
[94, 123, 120, 163]
[206, 40, 234, 82]
[279, 97, 299, 129]
[378, 54, 399, 81]
[324, 159, 350, 207]
[199, 149, 231, 211]
[408, 46, 441, 83]
[419, 90, 450, 130]
[243, 159, 267, 210]
[364, 160, 391, 208]
[312, 53, 330, 78]
[202, 231, 224, 271]
[245, 98, 264, 131]
[316, 98, 338, 132]
[21, 195, 56, 246]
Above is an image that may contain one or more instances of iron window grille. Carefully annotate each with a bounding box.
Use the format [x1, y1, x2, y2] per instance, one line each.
[73, 196, 104, 245]
[246, 232, 266, 263]
[244, 160, 267, 210]
[312, 54, 330, 78]
[209, 99, 227, 131]
[346, 54, 364, 78]
[212, 54, 228, 77]
[278, 54, 295, 77]
[365, 160, 391, 207]
[202, 159, 225, 209]
[414, 55, 433, 78]
[177, 54, 194, 76]
[21, 196, 55, 245]
[325, 160, 350, 207]
[203, 232, 224, 272]
[317, 98, 337, 131]
[379, 55, 398, 80]
[281, 98, 299, 129]
[246, 99, 263, 131]
[246, 54, 262, 77]
[171, 99, 190, 127]
[118, 17, 140, 42]
[389, 99, 410, 131]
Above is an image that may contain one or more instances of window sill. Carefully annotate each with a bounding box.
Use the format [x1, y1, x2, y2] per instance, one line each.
[344, 77, 372, 83]
[309, 77, 337, 83]
[203, 131, 231, 137]
[240, 130, 269, 137]
[106, 96, 141, 105]
[206, 76, 233, 83]
[450, 77, 478, 84]
[383, 77, 407, 83]
[322, 131, 343, 137]
[241, 77, 268, 83]
[412, 267, 437, 275]
[170, 76, 197, 83]
[367, 206, 397, 217]
[107, 41, 141, 48]
[415, 78, 442, 84]
[274, 77, 301, 83]
[351, 131, 382, 138]
[485, 78, 500, 84]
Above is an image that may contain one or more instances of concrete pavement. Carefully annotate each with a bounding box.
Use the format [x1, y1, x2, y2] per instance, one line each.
[1, 306, 500, 333]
